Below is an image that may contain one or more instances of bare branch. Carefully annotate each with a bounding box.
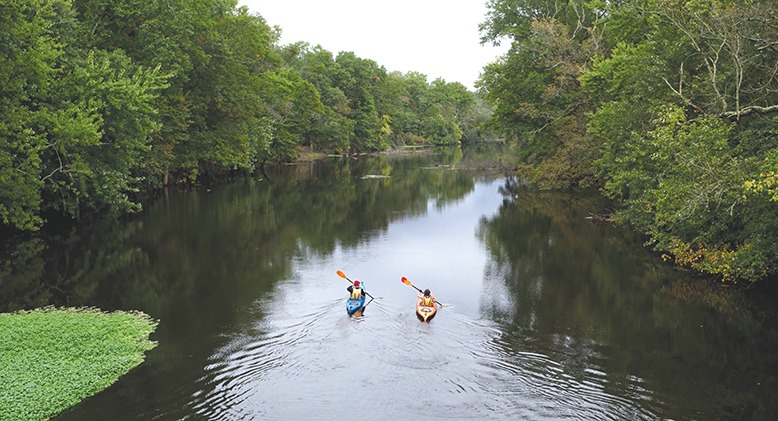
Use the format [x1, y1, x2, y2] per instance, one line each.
[721, 104, 778, 120]
[661, 73, 704, 114]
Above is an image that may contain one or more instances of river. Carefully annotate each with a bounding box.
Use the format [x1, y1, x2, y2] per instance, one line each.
[2, 148, 777, 420]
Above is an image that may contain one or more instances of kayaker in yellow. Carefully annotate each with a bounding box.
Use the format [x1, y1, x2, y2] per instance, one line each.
[347, 280, 366, 299]
[418, 289, 435, 306]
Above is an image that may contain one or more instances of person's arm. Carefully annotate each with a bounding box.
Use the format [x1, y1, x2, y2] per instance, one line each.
[347, 286, 353, 293]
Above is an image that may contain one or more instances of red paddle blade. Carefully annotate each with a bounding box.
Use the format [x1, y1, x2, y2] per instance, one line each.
[401, 277, 412, 286]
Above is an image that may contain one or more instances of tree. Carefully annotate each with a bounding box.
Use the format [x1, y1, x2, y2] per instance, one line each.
[39, 50, 167, 219]
[330, 52, 387, 152]
[255, 68, 324, 163]
[72, 0, 282, 184]
[482, 0, 778, 282]
[644, 0, 778, 120]
[479, 0, 605, 188]
[581, 0, 778, 282]
[1, 0, 167, 229]
[0, 0, 65, 229]
[282, 44, 353, 152]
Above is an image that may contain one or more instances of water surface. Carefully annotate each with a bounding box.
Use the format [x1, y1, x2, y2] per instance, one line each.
[2, 151, 777, 420]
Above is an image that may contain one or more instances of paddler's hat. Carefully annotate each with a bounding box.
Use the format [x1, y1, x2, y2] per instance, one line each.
[354, 280, 361, 287]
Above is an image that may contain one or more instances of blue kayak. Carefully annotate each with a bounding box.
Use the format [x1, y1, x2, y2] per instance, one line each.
[346, 295, 366, 315]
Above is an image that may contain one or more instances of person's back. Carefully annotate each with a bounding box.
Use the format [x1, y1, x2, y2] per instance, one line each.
[419, 289, 434, 306]
[347, 281, 365, 299]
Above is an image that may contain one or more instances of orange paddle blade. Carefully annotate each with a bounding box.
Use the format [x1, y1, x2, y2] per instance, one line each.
[336, 270, 347, 279]
[401, 277, 412, 286]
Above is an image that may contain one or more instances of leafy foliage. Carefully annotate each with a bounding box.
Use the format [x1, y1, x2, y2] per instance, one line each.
[40, 50, 168, 219]
[1, 0, 494, 231]
[479, 1, 604, 188]
[0, 0, 66, 230]
[0, 307, 158, 421]
[480, 0, 778, 282]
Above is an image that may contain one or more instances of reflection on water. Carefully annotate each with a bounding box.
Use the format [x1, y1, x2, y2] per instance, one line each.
[2, 149, 777, 420]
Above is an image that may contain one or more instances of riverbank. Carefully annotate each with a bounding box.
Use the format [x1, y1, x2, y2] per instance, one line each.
[0, 307, 158, 421]
[293, 144, 515, 174]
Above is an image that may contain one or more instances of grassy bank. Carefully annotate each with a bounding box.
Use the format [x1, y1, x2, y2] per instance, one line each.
[0, 307, 158, 420]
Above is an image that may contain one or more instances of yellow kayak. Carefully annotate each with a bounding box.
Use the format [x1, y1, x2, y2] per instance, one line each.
[416, 298, 437, 322]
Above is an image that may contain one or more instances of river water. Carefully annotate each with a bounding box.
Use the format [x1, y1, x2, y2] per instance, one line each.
[2, 149, 777, 420]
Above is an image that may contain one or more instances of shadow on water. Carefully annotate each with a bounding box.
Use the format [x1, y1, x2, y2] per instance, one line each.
[1, 148, 777, 420]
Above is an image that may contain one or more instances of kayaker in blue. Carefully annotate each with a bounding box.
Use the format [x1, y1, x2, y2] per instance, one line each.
[347, 280, 366, 299]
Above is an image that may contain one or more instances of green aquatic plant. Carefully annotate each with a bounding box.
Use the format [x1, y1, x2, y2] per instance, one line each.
[0, 307, 158, 420]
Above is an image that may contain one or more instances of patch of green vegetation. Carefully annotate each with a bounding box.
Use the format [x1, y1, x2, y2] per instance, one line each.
[0, 307, 158, 421]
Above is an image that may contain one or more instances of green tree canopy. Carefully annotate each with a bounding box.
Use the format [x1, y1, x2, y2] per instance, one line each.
[1, 0, 489, 232]
[480, 0, 778, 282]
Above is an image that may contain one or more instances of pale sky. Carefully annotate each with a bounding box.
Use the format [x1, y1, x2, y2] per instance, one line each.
[238, 0, 510, 90]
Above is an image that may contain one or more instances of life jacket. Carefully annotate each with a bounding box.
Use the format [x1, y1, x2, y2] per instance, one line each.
[419, 293, 434, 306]
[351, 286, 363, 299]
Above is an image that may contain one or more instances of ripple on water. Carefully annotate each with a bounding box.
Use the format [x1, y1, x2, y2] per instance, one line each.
[186, 298, 662, 420]
[456, 316, 660, 420]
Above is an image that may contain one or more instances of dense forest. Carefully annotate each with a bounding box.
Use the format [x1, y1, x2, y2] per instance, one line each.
[1, 0, 493, 233]
[2, 0, 777, 284]
[479, 0, 778, 284]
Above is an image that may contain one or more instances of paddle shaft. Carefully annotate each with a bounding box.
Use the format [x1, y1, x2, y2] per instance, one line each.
[401, 277, 444, 307]
[337, 270, 375, 299]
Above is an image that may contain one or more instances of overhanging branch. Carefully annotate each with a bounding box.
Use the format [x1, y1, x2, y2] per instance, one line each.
[721, 104, 778, 120]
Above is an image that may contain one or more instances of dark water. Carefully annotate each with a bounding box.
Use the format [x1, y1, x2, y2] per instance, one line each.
[2, 149, 778, 420]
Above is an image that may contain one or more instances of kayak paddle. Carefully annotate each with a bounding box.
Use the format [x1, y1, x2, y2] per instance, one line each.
[401, 276, 444, 307]
[336, 270, 375, 300]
